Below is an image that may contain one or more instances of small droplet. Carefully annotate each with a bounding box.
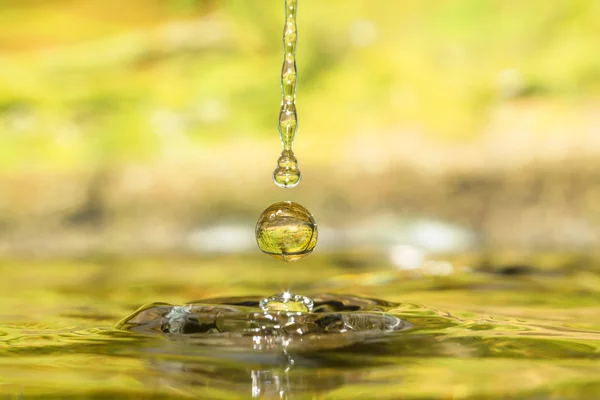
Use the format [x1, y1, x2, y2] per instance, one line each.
[255, 201, 317, 261]
[259, 292, 314, 313]
[273, 150, 302, 188]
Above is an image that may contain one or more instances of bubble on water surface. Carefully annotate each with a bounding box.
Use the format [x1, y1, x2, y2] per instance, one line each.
[255, 201, 318, 261]
[259, 292, 313, 313]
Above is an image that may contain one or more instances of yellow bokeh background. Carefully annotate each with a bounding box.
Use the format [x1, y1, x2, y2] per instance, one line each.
[1, 0, 599, 254]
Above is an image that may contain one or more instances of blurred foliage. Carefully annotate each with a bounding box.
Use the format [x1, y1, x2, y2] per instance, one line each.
[1, 0, 599, 171]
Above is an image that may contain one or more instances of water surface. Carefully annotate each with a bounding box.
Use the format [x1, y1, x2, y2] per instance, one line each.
[0, 254, 599, 398]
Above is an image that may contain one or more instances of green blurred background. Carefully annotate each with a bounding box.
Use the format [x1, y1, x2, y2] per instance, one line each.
[1, 0, 600, 257]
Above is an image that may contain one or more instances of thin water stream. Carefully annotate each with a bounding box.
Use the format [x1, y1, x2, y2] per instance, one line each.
[273, 0, 301, 188]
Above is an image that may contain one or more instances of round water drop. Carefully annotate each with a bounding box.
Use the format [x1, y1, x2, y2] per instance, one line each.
[255, 201, 318, 261]
[273, 150, 301, 188]
[259, 292, 314, 313]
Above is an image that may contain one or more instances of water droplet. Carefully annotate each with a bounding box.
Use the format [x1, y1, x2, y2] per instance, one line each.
[259, 292, 314, 313]
[255, 201, 318, 261]
[273, 150, 301, 188]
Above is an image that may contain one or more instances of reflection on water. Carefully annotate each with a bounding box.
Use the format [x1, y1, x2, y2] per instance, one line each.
[0, 255, 599, 398]
[149, 356, 359, 399]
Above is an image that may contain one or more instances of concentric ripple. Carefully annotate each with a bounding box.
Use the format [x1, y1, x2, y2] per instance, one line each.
[117, 294, 412, 352]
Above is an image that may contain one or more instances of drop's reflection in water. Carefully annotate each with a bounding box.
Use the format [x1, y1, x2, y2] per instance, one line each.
[151, 362, 309, 399]
[251, 368, 289, 399]
[145, 350, 366, 400]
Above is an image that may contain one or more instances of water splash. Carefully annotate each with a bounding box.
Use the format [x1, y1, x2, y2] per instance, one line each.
[117, 294, 411, 352]
[259, 292, 314, 313]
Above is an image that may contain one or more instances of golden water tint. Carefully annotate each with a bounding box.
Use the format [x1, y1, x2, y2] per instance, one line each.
[273, 0, 302, 188]
[255, 201, 318, 261]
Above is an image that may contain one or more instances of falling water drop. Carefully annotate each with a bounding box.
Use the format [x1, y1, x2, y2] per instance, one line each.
[255, 201, 318, 261]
